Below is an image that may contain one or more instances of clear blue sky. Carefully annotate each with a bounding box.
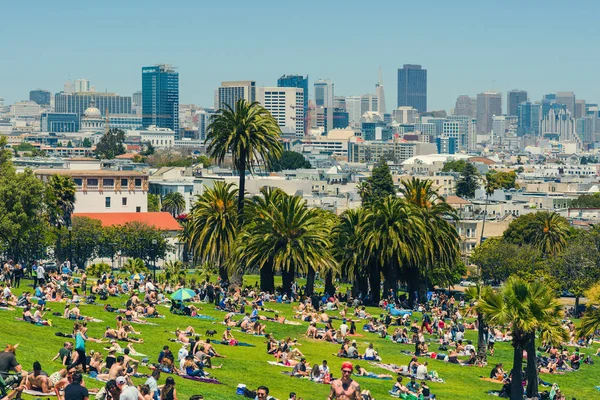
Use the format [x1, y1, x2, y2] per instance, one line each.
[2, 0, 600, 111]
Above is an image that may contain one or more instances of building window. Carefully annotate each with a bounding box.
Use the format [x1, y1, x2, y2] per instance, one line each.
[105, 197, 111, 208]
[73, 178, 83, 186]
[87, 178, 99, 186]
[136, 206, 141, 212]
[122, 197, 127, 206]
[121, 178, 128, 187]
[103, 178, 114, 187]
[134, 178, 142, 188]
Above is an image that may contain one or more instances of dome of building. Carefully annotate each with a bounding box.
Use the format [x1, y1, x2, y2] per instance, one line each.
[83, 99, 102, 118]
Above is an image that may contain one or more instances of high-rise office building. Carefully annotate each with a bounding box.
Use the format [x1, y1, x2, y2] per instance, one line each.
[575, 99, 586, 119]
[376, 67, 387, 115]
[277, 75, 308, 132]
[397, 64, 427, 113]
[215, 81, 256, 110]
[132, 91, 142, 107]
[258, 87, 304, 137]
[314, 79, 334, 108]
[507, 89, 527, 117]
[74, 79, 91, 93]
[361, 94, 378, 116]
[555, 91, 576, 117]
[54, 92, 132, 117]
[41, 112, 79, 132]
[454, 95, 475, 118]
[29, 89, 51, 106]
[476, 91, 502, 134]
[142, 64, 179, 133]
[517, 101, 541, 137]
[345, 96, 362, 125]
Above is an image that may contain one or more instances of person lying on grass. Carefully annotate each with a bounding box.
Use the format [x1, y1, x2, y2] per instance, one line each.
[353, 365, 392, 379]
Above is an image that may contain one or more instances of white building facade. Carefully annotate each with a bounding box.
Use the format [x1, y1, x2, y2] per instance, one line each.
[258, 87, 304, 137]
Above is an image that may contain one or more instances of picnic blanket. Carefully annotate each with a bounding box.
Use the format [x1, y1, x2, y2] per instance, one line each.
[180, 375, 222, 384]
[61, 316, 103, 323]
[368, 362, 401, 373]
[24, 389, 57, 396]
[0, 306, 15, 311]
[14, 317, 49, 326]
[213, 340, 255, 347]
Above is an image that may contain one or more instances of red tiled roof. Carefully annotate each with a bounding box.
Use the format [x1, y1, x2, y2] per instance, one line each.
[445, 195, 472, 205]
[73, 212, 183, 231]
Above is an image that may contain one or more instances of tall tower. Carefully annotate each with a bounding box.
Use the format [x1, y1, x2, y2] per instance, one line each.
[397, 64, 427, 113]
[142, 64, 179, 133]
[376, 67, 386, 116]
[314, 79, 334, 108]
[277, 75, 308, 133]
[215, 81, 256, 110]
[507, 89, 528, 117]
[476, 91, 502, 134]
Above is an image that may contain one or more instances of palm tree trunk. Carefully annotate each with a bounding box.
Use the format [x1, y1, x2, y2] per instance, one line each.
[282, 267, 295, 296]
[260, 264, 275, 293]
[218, 265, 228, 283]
[383, 264, 398, 301]
[368, 265, 381, 305]
[237, 161, 246, 216]
[479, 193, 489, 247]
[510, 338, 525, 400]
[305, 266, 316, 297]
[476, 313, 487, 365]
[406, 267, 420, 306]
[325, 271, 335, 297]
[525, 331, 539, 399]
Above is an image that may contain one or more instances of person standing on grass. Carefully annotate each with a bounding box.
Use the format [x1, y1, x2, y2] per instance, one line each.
[69, 325, 87, 373]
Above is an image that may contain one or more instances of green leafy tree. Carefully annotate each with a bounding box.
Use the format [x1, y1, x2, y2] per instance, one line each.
[271, 151, 311, 171]
[82, 138, 92, 148]
[207, 99, 283, 215]
[46, 174, 76, 229]
[67, 141, 73, 148]
[358, 158, 395, 206]
[164, 260, 186, 284]
[502, 213, 540, 244]
[455, 162, 479, 198]
[469, 237, 541, 283]
[465, 284, 493, 364]
[571, 193, 600, 208]
[162, 192, 186, 217]
[118, 222, 170, 263]
[332, 208, 368, 297]
[55, 216, 103, 268]
[148, 194, 160, 212]
[140, 142, 155, 156]
[441, 159, 468, 173]
[14, 142, 36, 152]
[184, 182, 238, 282]
[95, 128, 126, 159]
[529, 212, 570, 257]
[197, 155, 212, 168]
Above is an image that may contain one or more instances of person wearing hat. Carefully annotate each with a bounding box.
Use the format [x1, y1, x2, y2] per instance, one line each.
[0, 344, 22, 388]
[115, 376, 138, 400]
[328, 362, 361, 400]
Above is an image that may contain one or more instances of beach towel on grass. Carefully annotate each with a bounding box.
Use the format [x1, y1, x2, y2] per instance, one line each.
[180, 375, 221, 384]
[24, 389, 57, 396]
[353, 374, 392, 380]
[267, 361, 293, 368]
[214, 340, 255, 347]
[117, 350, 148, 357]
[0, 306, 15, 311]
[14, 317, 47, 326]
[130, 320, 158, 326]
[191, 315, 217, 321]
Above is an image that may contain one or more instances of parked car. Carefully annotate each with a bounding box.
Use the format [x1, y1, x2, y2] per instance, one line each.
[459, 280, 477, 287]
[42, 261, 59, 274]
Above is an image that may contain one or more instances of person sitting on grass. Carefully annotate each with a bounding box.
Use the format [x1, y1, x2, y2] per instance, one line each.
[354, 365, 392, 379]
[291, 358, 309, 377]
[389, 376, 410, 396]
[222, 328, 237, 345]
[182, 356, 208, 377]
[406, 377, 421, 394]
[202, 340, 225, 359]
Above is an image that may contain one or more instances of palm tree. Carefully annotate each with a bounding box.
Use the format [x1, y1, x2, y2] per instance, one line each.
[206, 99, 283, 215]
[332, 208, 369, 297]
[530, 212, 570, 257]
[479, 173, 498, 247]
[465, 284, 492, 365]
[185, 182, 238, 283]
[121, 258, 148, 275]
[399, 178, 460, 303]
[164, 260, 186, 284]
[479, 277, 563, 400]
[46, 174, 76, 262]
[361, 197, 428, 304]
[162, 192, 186, 217]
[233, 192, 336, 296]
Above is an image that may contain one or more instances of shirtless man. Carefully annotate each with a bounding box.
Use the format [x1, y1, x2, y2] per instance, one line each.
[328, 362, 361, 400]
[122, 348, 140, 375]
[97, 356, 126, 381]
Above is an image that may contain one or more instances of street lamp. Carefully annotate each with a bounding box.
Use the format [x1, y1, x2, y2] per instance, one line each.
[67, 225, 73, 269]
[152, 239, 158, 281]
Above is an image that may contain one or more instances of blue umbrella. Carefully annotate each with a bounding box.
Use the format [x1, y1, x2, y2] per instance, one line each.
[171, 288, 196, 301]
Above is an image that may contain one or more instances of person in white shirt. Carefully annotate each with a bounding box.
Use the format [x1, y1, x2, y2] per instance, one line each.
[464, 340, 476, 353]
[36, 265, 45, 284]
[178, 344, 188, 370]
[319, 360, 330, 377]
[455, 330, 464, 342]
[339, 320, 349, 336]
[416, 362, 428, 380]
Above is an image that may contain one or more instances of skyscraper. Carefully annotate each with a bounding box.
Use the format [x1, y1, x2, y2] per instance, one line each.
[142, 64, 179, 133]
[277, 75, 308, 132]
[215, 81, 256, 110]
[376, 67, 386, 115]
[517, 101, 541, 137]
[29, 89, 51, 106]
[507, 89, 527, 117]
[397, 64, 427, 113]
[54, 92, 132, 117]
[74, 79, 91, 93]
[258, 86, 304, 137]
[476, 91, 502, 134]
[454, 95, 475, 118]
[555, 91, 576, 117]
[360, 94, 378, 116]
[314, 79, 334, 108]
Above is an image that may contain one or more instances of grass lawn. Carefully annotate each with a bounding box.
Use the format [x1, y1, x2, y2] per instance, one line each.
[2, 275, 599, 400]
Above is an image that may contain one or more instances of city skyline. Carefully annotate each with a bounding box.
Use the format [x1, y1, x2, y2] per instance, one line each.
[3, 1, 600, 111]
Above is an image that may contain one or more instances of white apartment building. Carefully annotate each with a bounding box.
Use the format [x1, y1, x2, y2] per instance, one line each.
[258, 87, 304, 137]
[130, 126, 175, 148]
[10, 101, 42, 117]
[36, 169, 149, 213]
[348, 140, 436, 164]
[215, 81, 256, 110]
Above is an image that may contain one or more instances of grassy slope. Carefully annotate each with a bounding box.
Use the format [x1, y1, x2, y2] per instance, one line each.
[2, 277, 599, 400]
